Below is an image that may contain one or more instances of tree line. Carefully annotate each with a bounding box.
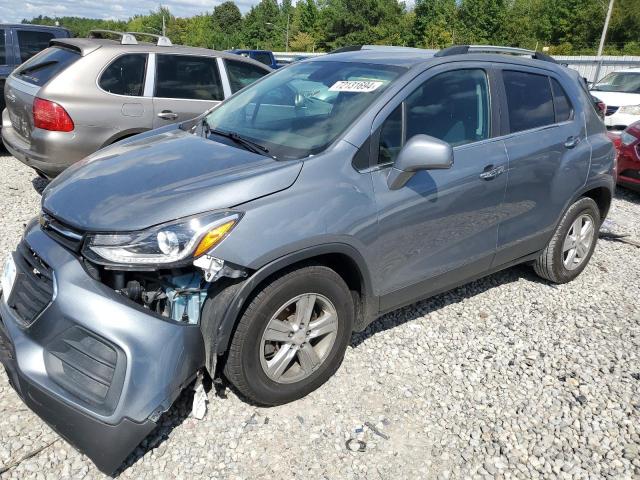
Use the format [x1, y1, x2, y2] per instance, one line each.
[24, 0, 640, 55]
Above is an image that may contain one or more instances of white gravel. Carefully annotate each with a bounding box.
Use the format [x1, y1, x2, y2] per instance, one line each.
[0, 151, 639, 479]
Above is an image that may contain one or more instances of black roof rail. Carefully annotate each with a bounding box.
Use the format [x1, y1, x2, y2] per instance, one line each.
[435, 45, 557, 64]
[87, 30, 173, 47]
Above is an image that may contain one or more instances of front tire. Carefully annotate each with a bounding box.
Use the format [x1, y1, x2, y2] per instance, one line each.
[533, 197, 600, 283]
[223, 265, 354, 405]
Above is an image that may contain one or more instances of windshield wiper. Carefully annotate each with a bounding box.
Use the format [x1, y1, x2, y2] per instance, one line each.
[18, 60, 58, 76]
[202, 118, 274, 158]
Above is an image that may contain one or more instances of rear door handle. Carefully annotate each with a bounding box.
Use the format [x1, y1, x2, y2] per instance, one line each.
[564, 136, 580, 149]
[479, 164, 505, 180]
[157, 110, 178, 120]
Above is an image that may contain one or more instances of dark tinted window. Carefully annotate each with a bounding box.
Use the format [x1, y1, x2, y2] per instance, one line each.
[155, 55, 223, 100]
[377, 69, 490, 165]
[551, 78, 573, 122]
[253, 52, 272, 66]
[14, 46, 80, 86]
[503, 70, 554, 133]
[0, 29, 6, 65]
[406, 69, 490, 146]
[99, 54, 147, 96]
[225, 59, 269, 93]
[17, 30, 55, 63]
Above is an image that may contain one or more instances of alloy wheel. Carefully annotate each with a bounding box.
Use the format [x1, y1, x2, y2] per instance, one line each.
[562, 213, 595, 271]
[259, 293, 338, 384]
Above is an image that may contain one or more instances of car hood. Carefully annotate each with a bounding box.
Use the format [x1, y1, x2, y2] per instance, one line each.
[589, 90, 640, 107]
[42, 128, 303, 231]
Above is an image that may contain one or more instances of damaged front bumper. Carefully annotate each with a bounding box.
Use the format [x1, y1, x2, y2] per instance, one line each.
[0, 224, 205, 474]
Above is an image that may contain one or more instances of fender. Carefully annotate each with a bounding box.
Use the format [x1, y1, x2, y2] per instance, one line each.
[200, 243, 378, 374]
[567, 176, 615, 221]
[99, 128, 150, 149]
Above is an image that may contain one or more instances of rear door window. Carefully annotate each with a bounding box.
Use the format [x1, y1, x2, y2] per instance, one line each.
[0, 29, 6, 65]
[14, 46, 80, 86]
[503, 70, 555, 133]
[155, 54, 223, 101]
[225, 58, 269, 93]
[17, 30, 55, 63]
[252, 52, 273, 66]
[99, 54, 147, 96]
[550, 78, 574, 122]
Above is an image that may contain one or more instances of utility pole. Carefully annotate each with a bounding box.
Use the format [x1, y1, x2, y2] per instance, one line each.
[593, 0, 615, 83]
[286, 13, 290, 53]
[162, 15, 166, 36]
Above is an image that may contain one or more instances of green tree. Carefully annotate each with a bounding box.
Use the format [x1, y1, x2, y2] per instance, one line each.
[242, 0, 282, 49]
[412, 0, 457, 48]
[458, 0, 506, 44]
[212, 1, 243, 49]
[317, 0, 406, 50]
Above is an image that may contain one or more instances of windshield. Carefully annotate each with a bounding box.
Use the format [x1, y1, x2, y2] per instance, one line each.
[592, 72, 640, 93]
[205, 60, 406, 159]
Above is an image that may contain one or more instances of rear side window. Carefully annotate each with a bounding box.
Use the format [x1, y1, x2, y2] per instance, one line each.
[0, 29, 6, 65]
[253, 52, 272, 66]
[14, 47, 80, 86]
[99, 54, 147, 96]
[17, 30, 55, 63]
[551, 78, 573, 122]
[503, 70, 554, 133]
[155, 54, 223, 101]
[225, 59, 269, 93]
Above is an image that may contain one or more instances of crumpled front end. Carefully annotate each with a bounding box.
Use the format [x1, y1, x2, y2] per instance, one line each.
[0, 223, 205, 474]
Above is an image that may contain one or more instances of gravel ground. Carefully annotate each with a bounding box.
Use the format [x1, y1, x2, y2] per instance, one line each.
[0, 151, 639, 479]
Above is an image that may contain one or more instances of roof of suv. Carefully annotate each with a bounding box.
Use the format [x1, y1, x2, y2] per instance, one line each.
[50, 38, 272, 68]
[318, 48, 570, 74]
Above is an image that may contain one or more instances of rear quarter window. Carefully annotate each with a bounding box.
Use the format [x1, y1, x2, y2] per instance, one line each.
[14, 47, 80, 86]
[551, 78, 574, 122]
[503, 70, 555, 133]
[99, 54, 148, 96]
[225, 58, 269, 93]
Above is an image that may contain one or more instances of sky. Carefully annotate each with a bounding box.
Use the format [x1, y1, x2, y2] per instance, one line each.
[0, 0, 261, 24]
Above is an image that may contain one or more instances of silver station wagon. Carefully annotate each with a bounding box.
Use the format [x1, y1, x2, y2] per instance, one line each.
[2, 30, 271, 178]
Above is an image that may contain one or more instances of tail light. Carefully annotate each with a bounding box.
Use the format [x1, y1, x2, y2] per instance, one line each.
[33, 98, 74, 132]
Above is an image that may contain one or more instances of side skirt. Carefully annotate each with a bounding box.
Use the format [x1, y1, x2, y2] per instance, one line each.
[365, 250, 542, 329]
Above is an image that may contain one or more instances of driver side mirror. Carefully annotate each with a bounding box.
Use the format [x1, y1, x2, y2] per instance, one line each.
[387, 134, 453, 190]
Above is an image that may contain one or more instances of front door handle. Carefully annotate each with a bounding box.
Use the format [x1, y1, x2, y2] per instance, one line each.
[479, 164, 505, 181]
[564, 136, 580, 149]
[157, 110, 178, 120]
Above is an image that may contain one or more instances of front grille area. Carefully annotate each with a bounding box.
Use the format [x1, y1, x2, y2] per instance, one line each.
[40, 213, 84, 252]
[606, 105, 619, 116]
[7, 241, 55, 327]
[44, 327, 126, 415]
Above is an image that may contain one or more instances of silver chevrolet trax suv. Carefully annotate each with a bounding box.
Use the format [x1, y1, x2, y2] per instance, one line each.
[0, 45, 615, 474]
[2, 30, 271, 178]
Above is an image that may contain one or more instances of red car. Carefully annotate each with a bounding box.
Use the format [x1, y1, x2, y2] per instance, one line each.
[613, 121, 640, 191]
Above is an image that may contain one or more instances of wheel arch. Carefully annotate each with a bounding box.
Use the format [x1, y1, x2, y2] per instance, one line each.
[99, 128, 149, 149]
[579, 185, 612, 221]
[202, 243, 378, 374]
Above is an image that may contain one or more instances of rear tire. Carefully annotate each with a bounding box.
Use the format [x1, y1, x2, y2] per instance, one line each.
[533, 197, 600, 283]
[223, 265, 354, 406]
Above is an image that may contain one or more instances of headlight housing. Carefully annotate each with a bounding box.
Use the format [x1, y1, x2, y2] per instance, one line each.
[83, 211, 241, 267]
[618, 104, 640, 115]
